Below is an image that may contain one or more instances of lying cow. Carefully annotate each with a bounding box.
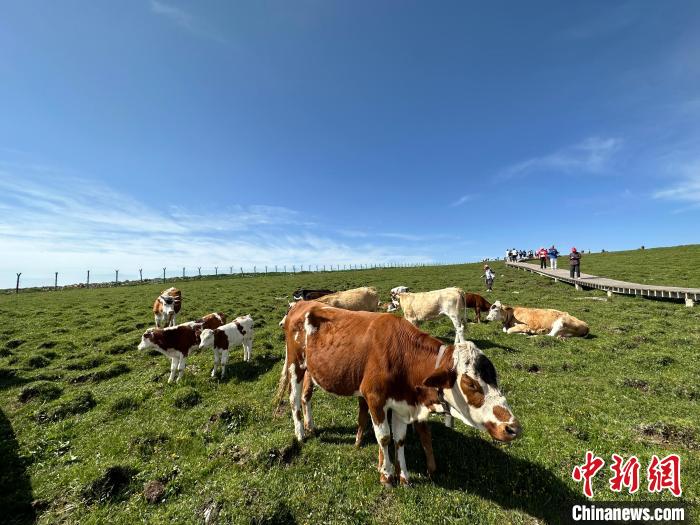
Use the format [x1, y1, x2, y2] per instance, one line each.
[199, 315, 254, 378]
[486, 300, 589, 337]
[138, 323, 201, 383]
[292, 289, 335, 301]
[277, 302, 520, 485]
[153, 287, 182, 327]
[314, 286, 379, 312]
[464, 293, 492, 323]
[393, 287, 466, 343]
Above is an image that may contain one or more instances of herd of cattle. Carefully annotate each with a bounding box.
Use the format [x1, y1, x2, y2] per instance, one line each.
[137, 283, 590, 486]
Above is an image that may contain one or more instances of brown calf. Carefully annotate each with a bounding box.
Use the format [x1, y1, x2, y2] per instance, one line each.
[138, 323, 201, 383]
[464, 293, 492, 323]
[153, 287, 182, 327]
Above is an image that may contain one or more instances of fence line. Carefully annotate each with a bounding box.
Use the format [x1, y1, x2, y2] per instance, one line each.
[6, 261, 474, 293]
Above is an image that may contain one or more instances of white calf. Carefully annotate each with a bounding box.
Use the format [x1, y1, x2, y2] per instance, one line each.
[199, 315, 254, 379]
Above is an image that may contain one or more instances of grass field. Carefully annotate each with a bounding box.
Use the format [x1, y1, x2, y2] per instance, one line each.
[1, 247, 699, 524]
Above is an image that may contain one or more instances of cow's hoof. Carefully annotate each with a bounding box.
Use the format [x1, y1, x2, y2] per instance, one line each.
[399, 475, 410, 486]
[379, 474, 394, 487]
[304, 425, 316, 436]
[427, 467, 437, 480]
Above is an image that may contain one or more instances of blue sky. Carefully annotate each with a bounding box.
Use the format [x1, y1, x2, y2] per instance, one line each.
[1, 1, 699, 287]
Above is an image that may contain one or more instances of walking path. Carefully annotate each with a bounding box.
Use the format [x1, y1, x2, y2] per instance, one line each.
[505, 261, 699, 305]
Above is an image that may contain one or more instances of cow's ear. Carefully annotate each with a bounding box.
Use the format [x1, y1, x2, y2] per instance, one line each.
[423, 368, 456, 389]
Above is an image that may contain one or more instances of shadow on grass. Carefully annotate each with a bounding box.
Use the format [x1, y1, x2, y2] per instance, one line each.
[470, 338, 519, 354]
[224, 354, 279, 382]
[0, 408, 36, 524]
[409, 423, 583, 524]
[0, 369, 30, 391]
[316, 424, 357, 446]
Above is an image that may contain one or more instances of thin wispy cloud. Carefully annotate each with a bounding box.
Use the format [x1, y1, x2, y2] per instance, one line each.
[497, 137, 622, 180]
[0, 166, 436, 287]
[653, 163, 700, 212]
[450, 194, 476, 207]
[149, 0, 226, 43]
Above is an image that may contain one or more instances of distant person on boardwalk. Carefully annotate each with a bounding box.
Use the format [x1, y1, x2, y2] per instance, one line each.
[482, 264, 495, 292]
[569, 247, 581, 278]
[537, 247, 547, 269]
[548, 245, 559, 269]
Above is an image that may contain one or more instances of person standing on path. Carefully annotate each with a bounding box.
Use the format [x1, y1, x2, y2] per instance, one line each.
[548, 245, 559, 270]
[482, 264, 495, 292]
[569, 247, 581, 278]
[538, 247, 548, 269]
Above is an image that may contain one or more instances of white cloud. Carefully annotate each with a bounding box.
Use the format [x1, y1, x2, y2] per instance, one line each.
[653, 162, 700, 211]
[149, 0, 226, 43]
[497, 137, 622, 180]
[450, 194, 476, 207]
[0, 168, 436, 287]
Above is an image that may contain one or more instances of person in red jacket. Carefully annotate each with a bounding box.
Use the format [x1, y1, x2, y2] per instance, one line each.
[537, 247, 548, 269]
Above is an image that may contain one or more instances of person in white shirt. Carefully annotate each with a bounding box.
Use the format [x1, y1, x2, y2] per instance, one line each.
[482, 264, 495, 292]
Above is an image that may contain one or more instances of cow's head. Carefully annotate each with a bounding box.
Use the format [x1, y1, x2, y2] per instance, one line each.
[138, 329, 158, 351]
[159, 295, 176, 315]
[486, 301, 509, 323]
[199, 328, 215, 349]
[423, 341, 521, 442]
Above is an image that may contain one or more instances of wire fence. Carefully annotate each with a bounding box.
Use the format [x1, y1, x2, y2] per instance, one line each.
[5, 261, 474, 293]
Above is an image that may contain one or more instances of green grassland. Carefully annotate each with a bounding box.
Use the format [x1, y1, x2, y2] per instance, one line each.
[1, 249, 699, 524]
[554, 244, 700, 289]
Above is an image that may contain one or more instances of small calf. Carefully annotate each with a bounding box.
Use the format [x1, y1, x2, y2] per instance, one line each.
[199, 315, 254, 379]
[138, 323, 201, 383]
[153, 287, 182, 327]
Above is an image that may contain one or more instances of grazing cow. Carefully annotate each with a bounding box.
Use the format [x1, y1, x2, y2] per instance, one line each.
[199, 315, 254, 378]
[153, 287, 182, 327]
[464, 293, 492, 323]
[314, 287, 380, 312]
[394, 287, 466, 343]
[277, 302, 521, 485]
[486, 300, 589, 337]
[138, 324, 201, 383]
[292, 289, 335, 301]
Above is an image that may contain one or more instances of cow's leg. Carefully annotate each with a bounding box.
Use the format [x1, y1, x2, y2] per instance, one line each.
[288, 363, 305, 442]
[171, 313, 177, 327]
[154, 315, 160, 328]
[355, 397, 370, 448]
[414, 422, 437, 477]
[220, 349, 229, 379]
[449, 315, 463, 343]
[301, 373, 315, 434]
[211, 348, 220, 378]
[176, 354, 187, 382]
[443, 414, 454, 428]
[507, 324, 531, 335]
[475, 305, 481, 323]
[391, 416, 409, 485]
[245, 340, 252, 362]
[367, 399, 394, 486]
[168, 356, 178, 383]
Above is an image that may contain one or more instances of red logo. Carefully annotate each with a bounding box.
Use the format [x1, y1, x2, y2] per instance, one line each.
[648, 454, 682, 497]
[572, 451, 606, 498]
[609, 454, 640, 494]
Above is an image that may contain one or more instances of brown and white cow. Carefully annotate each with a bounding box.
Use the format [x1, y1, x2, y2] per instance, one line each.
[199, 315, 254, 378]
[393, 287, 466, 343]
[292, 289, 335, 301]
[486, 300, 589, 337]
[138, 323, 201, 383]
[186, 312, 227, 330]
[153, 287, 182, 327]
[464, 293, 492, 323]
[278, 301, 521, 486]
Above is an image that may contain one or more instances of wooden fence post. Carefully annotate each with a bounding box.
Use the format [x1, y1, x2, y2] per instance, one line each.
[182, 267, 186, 278]
[163, 267, 166, 282]
[275, 265, 278, 273]
[215, 266, 218, 276]
[284, 265, 286, 273]
[240, 267, 243, 275]
[115, 269, 119, 283]
[198, 267, 201, 277]
[265, 265, 268, 274]
[15, 273, 21, 294]
[54, 272, 58, 290]
[87, 270, 90, 288]
[139, 268, 143, 282]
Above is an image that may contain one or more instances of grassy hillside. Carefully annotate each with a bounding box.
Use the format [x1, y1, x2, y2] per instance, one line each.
[552, 244, 700, 288]
[1, 258, 698, 524]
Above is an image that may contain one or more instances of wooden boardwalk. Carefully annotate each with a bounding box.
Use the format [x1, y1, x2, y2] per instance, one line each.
[505, 261, 699, 305]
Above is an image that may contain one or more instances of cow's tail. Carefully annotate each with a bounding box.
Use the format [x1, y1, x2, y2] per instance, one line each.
[460, 290, 469, 326]
[273, 348, 290, 416]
